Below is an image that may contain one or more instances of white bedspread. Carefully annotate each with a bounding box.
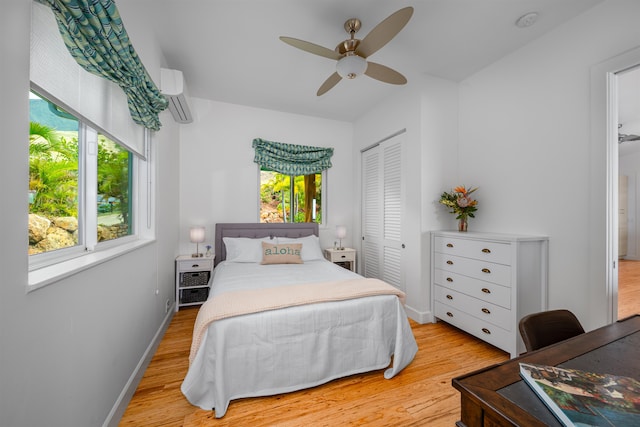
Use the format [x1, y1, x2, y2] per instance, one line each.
[181, 260, 418, 417]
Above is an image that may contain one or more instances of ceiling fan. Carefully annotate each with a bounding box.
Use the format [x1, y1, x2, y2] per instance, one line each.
[280, 7, 414, 96]
[618, 124, 640, 143]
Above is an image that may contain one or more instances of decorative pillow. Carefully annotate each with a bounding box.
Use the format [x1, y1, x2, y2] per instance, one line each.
[223, 237, 272, 263]
[261, 242, 303, 265]
[277, 235, 324, 261]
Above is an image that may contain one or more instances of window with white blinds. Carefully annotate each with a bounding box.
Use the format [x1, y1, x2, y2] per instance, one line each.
[30, 1, 146, 159]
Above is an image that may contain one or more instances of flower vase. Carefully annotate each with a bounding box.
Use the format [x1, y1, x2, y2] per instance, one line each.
[458, 217, 468, 232]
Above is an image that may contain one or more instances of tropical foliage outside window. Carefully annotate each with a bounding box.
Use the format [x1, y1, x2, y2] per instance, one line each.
[29, 91, 133, 256]
[259, 169, 322, 223]
[96, 133, 133, 241]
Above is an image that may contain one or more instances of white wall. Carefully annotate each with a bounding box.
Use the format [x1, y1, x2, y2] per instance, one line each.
[353, 74, 459, 321]
[457, 0, 640, 330]
[178, 99, 355, 253]
[0, 2, 181, 426]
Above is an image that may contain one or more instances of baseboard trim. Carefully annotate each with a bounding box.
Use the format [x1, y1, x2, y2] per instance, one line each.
[405, 305, 434, 324]
[102, 303, 176, 427]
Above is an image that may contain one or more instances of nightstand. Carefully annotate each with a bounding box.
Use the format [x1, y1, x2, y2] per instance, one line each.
[175, 254, 214, 311]
[324, 248, 356, 272]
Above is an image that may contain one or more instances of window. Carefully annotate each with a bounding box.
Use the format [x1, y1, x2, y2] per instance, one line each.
[97, 133, 133, 242]
[28, 2, 155, 289]
[29, 91, 80, 255]
[253, 138, 333, 224]
[29, 90, 136, 266]
[259, 169, 323, 223]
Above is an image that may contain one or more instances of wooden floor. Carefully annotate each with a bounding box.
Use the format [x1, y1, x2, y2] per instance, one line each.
[618, 259, 640, 320]
[120, 266, 640, 427]
[119, 310, 508, 427]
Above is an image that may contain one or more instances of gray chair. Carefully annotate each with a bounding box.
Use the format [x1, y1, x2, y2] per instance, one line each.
[519, 309, 585, 352]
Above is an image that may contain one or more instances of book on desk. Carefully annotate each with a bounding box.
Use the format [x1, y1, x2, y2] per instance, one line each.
[519, 362, 640, 427]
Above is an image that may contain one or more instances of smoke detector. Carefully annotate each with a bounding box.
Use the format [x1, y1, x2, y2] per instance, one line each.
[515, 12, 539, 28]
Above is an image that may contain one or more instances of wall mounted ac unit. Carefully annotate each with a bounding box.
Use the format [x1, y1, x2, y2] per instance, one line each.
[160, 68, 193, 124]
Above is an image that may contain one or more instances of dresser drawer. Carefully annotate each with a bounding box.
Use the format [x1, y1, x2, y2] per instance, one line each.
[434, 253, 511, 287]
[433, 269, 511, 309]
[434, 236, 511, 265]
[178, 258, 214, 272]
[434, 302, 512, 353]
[435, 285, 511, 330]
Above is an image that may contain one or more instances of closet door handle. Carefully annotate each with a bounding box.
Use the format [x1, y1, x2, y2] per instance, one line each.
[482, 248, 491, 253]
[481, 268, 491, 274]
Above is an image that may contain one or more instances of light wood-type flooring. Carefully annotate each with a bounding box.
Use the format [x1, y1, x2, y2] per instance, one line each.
[121, 267, 640, 427]
[119, 309, 508, 427]
[618, 259, 640, 319]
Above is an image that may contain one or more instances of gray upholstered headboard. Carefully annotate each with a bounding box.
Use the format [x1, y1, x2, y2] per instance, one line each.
[214, 223, 319, 267]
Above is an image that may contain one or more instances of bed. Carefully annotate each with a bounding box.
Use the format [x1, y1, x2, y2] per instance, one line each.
[181, 223, 418, 418]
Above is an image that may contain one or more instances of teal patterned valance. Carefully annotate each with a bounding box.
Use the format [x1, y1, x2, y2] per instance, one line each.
[252, 138, 334, 175]
[35, 0, 168, 131]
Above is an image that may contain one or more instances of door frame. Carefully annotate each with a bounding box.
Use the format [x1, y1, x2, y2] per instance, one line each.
[592, 46, 640, 324]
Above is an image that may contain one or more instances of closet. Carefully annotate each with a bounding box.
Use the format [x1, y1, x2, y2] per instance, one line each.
[361, 132, 405, 291]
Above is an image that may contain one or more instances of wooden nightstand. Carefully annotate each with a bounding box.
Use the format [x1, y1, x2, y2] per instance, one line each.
[324, 248, 356, 272]
[175, 254, 214, 311]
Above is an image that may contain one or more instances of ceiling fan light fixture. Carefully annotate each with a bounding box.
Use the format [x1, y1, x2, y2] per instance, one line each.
[336, 55, 367, 79]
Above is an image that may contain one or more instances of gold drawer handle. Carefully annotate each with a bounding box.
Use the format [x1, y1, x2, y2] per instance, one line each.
[481, 308, 491, 314]
[192, 264, 200, 268]
[446, 243, 454, 248]
[446, 312, 454, 317]
[446, 277, 453, 282]
[446, 260, 454, 265]
[482, 248, 491, 253]
[481, 268, 491, 274]
[482, 328, 491, 334]
[446, 294, 453, 300]
[481, 288, 491, 294]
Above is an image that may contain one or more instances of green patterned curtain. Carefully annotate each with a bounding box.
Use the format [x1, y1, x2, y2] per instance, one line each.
[252, 138, 334, 175]
[35, 0, 168, 131]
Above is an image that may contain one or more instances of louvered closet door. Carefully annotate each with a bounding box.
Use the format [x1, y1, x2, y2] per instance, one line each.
[362, 148, 382, 279]
[361, 134, 405, 291]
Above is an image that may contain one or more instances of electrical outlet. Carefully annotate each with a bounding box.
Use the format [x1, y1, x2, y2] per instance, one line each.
[165, 299, 171, 313]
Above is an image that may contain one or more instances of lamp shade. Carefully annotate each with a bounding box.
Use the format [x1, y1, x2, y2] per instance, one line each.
[336, 55, 367, 79]
[189, 226, 205, 243]
[335, 225, 347, 239]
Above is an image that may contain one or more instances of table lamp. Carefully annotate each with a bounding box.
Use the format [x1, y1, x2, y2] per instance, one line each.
[190, 226, 205, 257]
[336, 225, 347, 250]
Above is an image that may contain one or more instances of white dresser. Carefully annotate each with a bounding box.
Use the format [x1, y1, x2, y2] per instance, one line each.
[431, 231, 548, 358]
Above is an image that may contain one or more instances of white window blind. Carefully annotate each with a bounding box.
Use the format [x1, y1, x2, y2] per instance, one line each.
[30, 2, 146, 159]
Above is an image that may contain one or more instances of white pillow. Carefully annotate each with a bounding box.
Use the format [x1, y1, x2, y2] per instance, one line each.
[277, 235, 324, 261]
[223, 237, 272, 263]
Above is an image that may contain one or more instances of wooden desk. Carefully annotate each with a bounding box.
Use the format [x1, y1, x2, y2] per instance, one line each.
[452, 314, 640, 427]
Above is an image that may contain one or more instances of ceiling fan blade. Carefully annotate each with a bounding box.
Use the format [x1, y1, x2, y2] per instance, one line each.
[280, 37, 342, 61]
[365, 62, 407, 85]
[356, 7, 413, 58]
[317, 72, 342, 96]
[619, 134, 640, 143]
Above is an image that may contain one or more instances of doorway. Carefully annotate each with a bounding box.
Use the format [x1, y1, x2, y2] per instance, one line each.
[592, 45, 640, 325]
[616, 66, 640, 320]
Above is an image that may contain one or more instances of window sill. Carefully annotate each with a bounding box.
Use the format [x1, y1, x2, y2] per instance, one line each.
[27, 238, 155, 293]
